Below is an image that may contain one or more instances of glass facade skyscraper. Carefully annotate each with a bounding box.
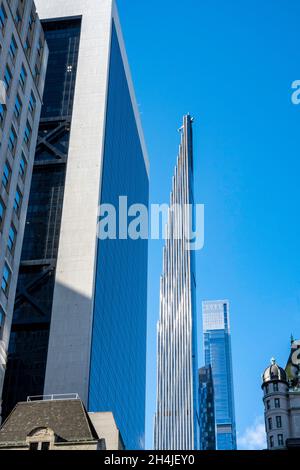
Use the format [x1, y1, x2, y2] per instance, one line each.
[199, 365, 216, 450]
[2, 0, 149, 451]
[202, 300, 237, 450]
[154, 115, 199, 450]
[88, 23, 149, 451]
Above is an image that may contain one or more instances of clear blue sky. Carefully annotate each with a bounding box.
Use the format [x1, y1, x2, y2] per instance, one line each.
[117, 0, 300, 449]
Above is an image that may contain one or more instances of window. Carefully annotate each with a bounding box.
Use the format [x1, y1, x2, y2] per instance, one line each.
[34, 64, 40, 84]
[4, 65, 12, 92]
[0, 102, 5, 127]
[273, 382, 279, 392]
[268, 417, 272, 430]
[270, 435, 274, 448]
[29, 442, 38, 451]
[265, 384, 269, 395]
[13, 187, 22, 215]
[29, 441, 50, 451]
[2, 161, 11, 190]
[37, 37, 43, 57]
[24, 120, 32, 146]
[19, 152, 27, 180]
[14, 94, 22, 120]
[1, 263, 11, 296]
[9, 35, 18, 62]
[0, 198, 5, 229]
[276, 416, 282, 428]
[8, 126, 17, 154]
[41, 442, 50, 451]
[28, 10, 35, 30]
[0, 306, 4, 337]
[24, 36, 31, 57]
[14, 8, 22, 28]
[266, 400, 271, 410]
[28, 92, 36, 116]
[278, 434, 284, 447]
[19, 64, 27, 90]
[275, 398, 280, 409]
[7, 224, 16, 253]
[0, 3, 7, 31]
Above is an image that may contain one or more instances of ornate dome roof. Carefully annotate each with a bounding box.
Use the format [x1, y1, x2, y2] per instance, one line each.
[262, 358, 287, 385]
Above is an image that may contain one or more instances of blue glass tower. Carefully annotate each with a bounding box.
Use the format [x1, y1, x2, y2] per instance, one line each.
[199, 365, 216, 450]
[202, 300, 237, 450]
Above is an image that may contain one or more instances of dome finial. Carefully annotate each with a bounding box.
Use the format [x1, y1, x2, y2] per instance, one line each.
[291, 333, 294, 345]
[271, 357, 276, 365]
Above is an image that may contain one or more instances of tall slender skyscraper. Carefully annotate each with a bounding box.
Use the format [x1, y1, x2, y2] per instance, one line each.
[2, 0, 149, 450]
[0, 0, 48, 415]
[154, 115, 199, 450]
[202, 300, 237, 450]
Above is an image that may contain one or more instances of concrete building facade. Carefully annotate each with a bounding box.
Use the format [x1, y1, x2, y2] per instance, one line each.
[0, 0, 48, 414]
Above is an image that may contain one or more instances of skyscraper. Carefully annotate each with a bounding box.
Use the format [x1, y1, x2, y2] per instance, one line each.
[2, 0, 149, 450]
[0, 0, 48, 415]
[202, 300, 236, 450]
[199, 365, 216, 450]
[154, 115, 199, 450]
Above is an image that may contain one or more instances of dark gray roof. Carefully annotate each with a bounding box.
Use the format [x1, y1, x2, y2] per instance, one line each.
[262, 361, 287, 385]
[0, 399, 99, 444]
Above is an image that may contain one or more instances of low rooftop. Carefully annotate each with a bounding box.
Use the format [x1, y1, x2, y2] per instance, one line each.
[0, 396, 99, 444]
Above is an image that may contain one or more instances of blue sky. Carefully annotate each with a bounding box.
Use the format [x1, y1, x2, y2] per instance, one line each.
[117, 0, 300, 449]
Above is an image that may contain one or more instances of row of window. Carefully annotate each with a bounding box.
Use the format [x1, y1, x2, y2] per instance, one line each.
[267, 398, 280, 410]
[5, 120, 32, 154]
[1, 1, 34, 40]
[0, 2, 44, 85]
[2, 153, 27, 191]
[266, 398, 281, 410]
[1, 261, 11, 297]
[265, 382, 279, 394]
[30, 441, 50, 451]
[1, 62, 36, 121]
[13, 0, 27, 34]
[270, 434, 284, 448]
[0, 3, 7, 32]
[0, 185, 22, 227]
[0, 303, 4, 339]
[4, 62, 24, 94]
[0, 192, 21, 296]
[268, 415, 282, 430]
